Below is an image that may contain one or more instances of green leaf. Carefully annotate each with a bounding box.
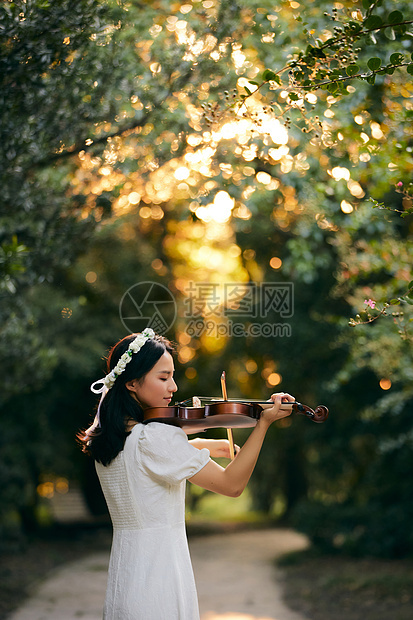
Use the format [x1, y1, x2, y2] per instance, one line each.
[407, 65, 413, 76]
[390, 299, 400, 305]
[368, 57, 382, 70]
[385, 27, 396, 40]
[330, 69, 342, 79]
[313, 48, 327, 59]
[248, 81, 259, 87]
[390, 53, 404, 65]
[370, 199, 385, 209]
[394, 23, 407, 35]
[364, 15, 383, 29]
[367, 73, 376, 85]
[347, 21, 362, 33]
[263, 69, 277, 82]
[388, 10, 403, 25]
[263, 70, 281, 85]
[244, 86, 252, 96]
[362, 0, 372, 8]
[346, 64, 359, 76]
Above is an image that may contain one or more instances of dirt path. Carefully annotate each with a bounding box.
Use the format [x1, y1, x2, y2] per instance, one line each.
[8, 528, 309, 620]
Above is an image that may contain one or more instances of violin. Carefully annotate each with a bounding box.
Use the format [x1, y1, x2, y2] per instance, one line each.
[143, 396, 329, 434]
[143, 372, 328, 461]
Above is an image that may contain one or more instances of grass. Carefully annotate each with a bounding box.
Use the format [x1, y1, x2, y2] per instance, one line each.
[187, 487, 269, 524]
[278, 549, 413, 620]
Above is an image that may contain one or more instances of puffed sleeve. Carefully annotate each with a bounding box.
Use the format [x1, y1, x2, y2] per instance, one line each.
[138, 423, 210, 485]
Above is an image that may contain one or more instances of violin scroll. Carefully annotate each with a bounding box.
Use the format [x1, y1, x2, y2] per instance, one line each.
[291, 402, 329, 423]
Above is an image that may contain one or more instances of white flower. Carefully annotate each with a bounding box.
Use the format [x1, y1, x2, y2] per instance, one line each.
[95, 330, 155, 392]
[129, 340, 141, 353]
[104, 371, 117, 388]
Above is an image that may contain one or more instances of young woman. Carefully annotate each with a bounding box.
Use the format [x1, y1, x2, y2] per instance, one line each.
[78, 329, 294, 620]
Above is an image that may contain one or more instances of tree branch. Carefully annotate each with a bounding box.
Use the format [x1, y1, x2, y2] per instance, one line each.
[33, 112, 152, 170]
[32, 65, 196, 170]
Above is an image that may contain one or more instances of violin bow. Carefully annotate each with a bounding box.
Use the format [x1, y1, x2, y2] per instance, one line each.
[221, 371, 236, 460]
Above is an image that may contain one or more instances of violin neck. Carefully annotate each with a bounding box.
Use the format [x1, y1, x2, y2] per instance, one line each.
[178, 396, 296, 406]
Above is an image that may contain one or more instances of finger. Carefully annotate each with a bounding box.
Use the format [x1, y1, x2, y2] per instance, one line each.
[269, 393, 284, 403]
[281, 392, 295, 403]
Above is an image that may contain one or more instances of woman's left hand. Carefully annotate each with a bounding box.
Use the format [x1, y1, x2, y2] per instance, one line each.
[259, 392, 295, 426]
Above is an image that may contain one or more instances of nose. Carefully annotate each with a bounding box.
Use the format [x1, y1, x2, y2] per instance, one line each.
[169, 377, 178, 393]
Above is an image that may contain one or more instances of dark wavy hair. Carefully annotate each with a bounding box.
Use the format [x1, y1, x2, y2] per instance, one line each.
[78, 333, 174, 466]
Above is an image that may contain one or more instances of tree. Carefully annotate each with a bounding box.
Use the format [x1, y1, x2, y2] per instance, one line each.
[1, 0, 115, 398]
[1, 0, 412, 556]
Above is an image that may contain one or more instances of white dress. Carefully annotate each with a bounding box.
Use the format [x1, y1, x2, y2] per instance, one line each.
[95, 423, 210, 620]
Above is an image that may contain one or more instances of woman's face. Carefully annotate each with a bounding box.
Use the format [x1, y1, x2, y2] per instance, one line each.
[127, 351, 178, 408]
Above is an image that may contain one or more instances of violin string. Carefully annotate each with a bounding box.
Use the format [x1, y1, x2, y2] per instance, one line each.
[176, 397, 299, 405]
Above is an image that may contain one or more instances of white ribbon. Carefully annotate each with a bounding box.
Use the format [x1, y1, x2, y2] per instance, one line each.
[87, 328, 156, 434]
[86, 383, 109, 434]
[90, 378, 108, 394]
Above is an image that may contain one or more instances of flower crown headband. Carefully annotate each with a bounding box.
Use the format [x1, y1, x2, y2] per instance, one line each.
[90, 328, 155, 395]
[86, 328, 155, 435]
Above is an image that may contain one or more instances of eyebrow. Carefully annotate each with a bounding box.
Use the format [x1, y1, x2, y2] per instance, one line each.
[157, 369, 174, 375]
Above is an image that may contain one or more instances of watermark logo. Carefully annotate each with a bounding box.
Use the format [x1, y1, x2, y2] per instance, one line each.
[119, 281, 177, 335]
[119, 281, 293, 338]
[184, 282, 293, 319]
[185, 319, 292, 339]
[183, 282, 293, 338]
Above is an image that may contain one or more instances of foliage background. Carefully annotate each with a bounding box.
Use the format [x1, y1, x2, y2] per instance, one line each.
[1, 0, 412, 558]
